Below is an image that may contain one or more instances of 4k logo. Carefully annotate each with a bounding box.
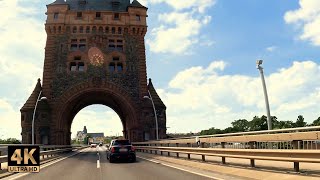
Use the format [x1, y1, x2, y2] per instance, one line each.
[8, 146, 40, 173]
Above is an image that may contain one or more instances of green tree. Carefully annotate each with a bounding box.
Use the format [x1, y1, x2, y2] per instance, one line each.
[199, 127, 223, 135]
[274, 120, 295, 129]
[84, 135, 92, 145]
[0, 138, 21, 144]
[231, 119, 249, 132]
[311, 117, 320, 126]
[249, 116, 268, 131]
[295, 115, 307, 127]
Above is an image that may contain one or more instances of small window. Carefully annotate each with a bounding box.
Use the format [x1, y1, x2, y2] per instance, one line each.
[71, 39, 77, 43]
[92, 26, 97, 33]
[117, 63, 123, 72]
[78, 62, 85, 71]
[113, 57, 120, 61]
[86, 26, 90, 33]
[109, 39, 115, 43]
[79, 0, 87, 5]
[105, 27, 109, 33]
[116, 45, 123, 51]
[108, 45, 115, 50]
[79, 44, 86, 50]
[96, 12, 101, 18]
[79, 39, 86, 43]
[79, 26, 84, 33]
[66, 26, 70, 33]
[109, 63, 115, 72]
[117, 40, 123, 43]
[73, 26, 77, 33]
[118, 27, 122, 34]
[99, 26, 103, 33]
[112, 27, 116, 34]
[133, 28, 136, 33]
[70, 44, 78, 51]
[54, 13, 59, 19]
[136, 15, 141, 21]
[70, 62, 77, 71]
[114, 13, 119, 20]
[77, 12, 82, 18]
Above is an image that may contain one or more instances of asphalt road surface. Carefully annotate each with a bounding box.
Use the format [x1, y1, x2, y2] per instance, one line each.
[7, 147, 214, 180]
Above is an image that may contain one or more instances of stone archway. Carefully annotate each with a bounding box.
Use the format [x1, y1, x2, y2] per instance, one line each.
[51, 81, 139, 145]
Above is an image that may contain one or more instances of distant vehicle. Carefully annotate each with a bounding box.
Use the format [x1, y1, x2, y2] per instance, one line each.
[90, 143, 97, 148]
[107, 139, 136, 163]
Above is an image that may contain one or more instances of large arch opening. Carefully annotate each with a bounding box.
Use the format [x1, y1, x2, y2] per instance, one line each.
[51, 82, 140, 145]
[71, 105, 123, 144]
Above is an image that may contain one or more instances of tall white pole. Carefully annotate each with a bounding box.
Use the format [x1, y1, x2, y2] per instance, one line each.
[32, 90, 42, 145]
[257, 65, 272, 130]
[148, 90, 159, 140]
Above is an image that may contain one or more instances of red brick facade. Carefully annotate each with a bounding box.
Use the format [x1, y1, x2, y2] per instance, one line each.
[20, 0, 166, 145]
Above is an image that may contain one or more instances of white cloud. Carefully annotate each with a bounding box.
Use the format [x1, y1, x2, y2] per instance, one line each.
[284, 0, 320, 46]
[266, 46, 277, 52]
[147, 0, 215, 54]
[0, 0, 47, 139]
[160, 60, 320, 133]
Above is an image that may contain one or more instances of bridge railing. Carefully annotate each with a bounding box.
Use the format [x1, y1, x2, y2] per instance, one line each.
[134, 146, 320, 172]
[133, 126, 320, 150]
[132, 126, 320, 172]
[0, 145, 87, 171]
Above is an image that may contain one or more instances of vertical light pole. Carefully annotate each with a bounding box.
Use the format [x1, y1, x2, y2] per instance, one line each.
[32, 90, 47, 145]
[144, 90, 159, 140]
[256, 60, 272, 130]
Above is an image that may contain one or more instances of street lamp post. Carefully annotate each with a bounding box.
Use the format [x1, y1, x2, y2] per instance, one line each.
[144, 90, 159, 140]
[32, 90, 47, 145]
[256, 60, 272, 130]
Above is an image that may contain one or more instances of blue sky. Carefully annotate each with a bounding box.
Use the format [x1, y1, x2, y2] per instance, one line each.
[0, 0, 320, 139]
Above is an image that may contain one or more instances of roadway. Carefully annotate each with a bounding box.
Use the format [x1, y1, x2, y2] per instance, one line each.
[4, 147, 214, 180]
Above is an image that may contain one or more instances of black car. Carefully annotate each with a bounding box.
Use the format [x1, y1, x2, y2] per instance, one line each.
[107, 139, 136, 163]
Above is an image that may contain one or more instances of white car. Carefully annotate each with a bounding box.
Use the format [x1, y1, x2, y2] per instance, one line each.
[90, 143, 97, 148]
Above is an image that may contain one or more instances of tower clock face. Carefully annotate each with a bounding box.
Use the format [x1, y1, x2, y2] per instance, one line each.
[88, 47, 104, 66]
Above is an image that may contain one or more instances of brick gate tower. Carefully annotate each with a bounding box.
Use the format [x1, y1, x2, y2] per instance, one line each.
[20, 0, 167, 145]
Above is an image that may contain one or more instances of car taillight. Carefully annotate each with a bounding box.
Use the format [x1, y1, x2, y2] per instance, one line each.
[111, 147, 115, 153]
[131, 146, 135, 151]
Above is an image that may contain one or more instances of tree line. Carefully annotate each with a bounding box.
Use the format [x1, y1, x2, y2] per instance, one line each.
[0, 138, 21, 144]
[199, 115, 320, 135]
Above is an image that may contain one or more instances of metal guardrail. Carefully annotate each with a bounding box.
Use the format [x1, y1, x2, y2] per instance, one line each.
[133, 127, 320, 151]
[135, 146, 320, 172]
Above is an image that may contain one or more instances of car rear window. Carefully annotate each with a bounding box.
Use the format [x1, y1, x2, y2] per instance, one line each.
[113, 140, 131, 145]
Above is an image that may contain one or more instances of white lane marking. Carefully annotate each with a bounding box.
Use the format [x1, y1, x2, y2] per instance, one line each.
[97, 160, 100, 168]
[4, 148, 88, 180]
[137, 156, 225, 180]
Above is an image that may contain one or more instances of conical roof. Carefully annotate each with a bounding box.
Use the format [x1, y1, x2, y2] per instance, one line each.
[148, 78, 166, 108]
[129, 0, 147, 9]
[21, 79, 42, 111]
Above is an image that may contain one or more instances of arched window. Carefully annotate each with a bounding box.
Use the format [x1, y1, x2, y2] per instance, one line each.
[132, 28, 136, 34]
[53, 26, 56, 33]
[109, 63, 115, 72]
[66, 26, 70, 33]
[118, 27, 122, 34]
[86, 26, 90, 33]
[117, 63, 123, 72]
[79, 26, 84, 33]
[99, 26, 103, 33]
[58, 26, 61, 33]
[73, 26, 77, 33]
[112, 27, 116, 34]
[105, 27, 109, 34]
[92, 26, 97, 33]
